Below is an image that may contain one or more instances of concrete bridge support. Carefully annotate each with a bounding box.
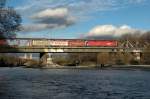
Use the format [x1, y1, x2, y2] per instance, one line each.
[132, 50, 141, 63]
[40, 52, 48, 64]
[23, 53, 32, 59]
[47, 53, 53, 65]
[133, 52, 141, 61]
[24, 53, 27, 59]
[29, 54, 32, 60]
[39, 52, 53, 65]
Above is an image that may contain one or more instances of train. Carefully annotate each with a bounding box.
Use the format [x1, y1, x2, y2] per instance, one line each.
[0, 39, 118, 47]
[0, 40, 7, 45]
[30, 39, 118, 47]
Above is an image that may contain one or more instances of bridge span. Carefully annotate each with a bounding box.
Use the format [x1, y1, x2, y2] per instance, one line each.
[0, 46, 143, 53]
[0, 38, 148, 65]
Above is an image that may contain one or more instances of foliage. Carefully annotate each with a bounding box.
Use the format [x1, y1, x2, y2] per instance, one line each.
[52, 56, 71, 66]
[0, 54, 23, 66]
[116, 59, 125, 65]
[130, 60, 140, 65]
[142, 46, 150, 64]
[0, 0, 21, 38]
[97, 53, 109, 64]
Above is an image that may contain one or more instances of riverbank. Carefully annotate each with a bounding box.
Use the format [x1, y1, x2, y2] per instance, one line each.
[1, 57, 150, 70]
[105, 65, 150, 70]
[22, 64, 150, 70]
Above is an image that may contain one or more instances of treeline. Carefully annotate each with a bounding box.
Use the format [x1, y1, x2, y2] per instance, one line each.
[0, 54, 24, 67]
[52, 52, 140, 66]
[52, 53, 97, 66]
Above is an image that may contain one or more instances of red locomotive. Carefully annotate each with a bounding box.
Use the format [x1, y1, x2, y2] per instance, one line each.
[86, 40, 118, 47]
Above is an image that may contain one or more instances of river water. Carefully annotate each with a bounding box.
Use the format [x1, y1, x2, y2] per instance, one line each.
[0, 67, 150, 99]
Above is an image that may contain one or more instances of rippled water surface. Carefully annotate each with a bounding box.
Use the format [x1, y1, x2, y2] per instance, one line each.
[0, 67, 150, 99]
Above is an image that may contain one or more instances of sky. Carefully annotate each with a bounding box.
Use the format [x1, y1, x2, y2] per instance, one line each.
[6, 0, 150, 39]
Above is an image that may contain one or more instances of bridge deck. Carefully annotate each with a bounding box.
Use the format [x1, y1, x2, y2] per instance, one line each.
[0, 46, 143, 53]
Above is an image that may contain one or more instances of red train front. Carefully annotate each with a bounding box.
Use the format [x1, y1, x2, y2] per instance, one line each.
[86, 40, 118, 47]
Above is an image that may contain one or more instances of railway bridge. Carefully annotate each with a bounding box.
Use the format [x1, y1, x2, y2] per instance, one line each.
[0, 38, 148, 65]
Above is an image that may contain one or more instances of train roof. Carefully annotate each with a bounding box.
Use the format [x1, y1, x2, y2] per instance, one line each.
[0, 38, 118, 41]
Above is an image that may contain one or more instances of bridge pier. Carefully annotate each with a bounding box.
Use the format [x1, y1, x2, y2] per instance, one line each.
[47, 53, 53, 65]
[39, 52, 53, 65]
[132, 50, 141, 62]
[23, 53, 32, 60]
[133, 52, 141, 61]
[24, 53, 27, 59]
[29, 53, 32, 60]
[40, 52, 47, 64]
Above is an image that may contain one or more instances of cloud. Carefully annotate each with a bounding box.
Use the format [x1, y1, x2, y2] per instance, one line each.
[31, 8, 68, 19]
[128, 0, 146, 3]
[15, 0, 147, 32]
[22, 24, 57, 32]
[15, 0, 148, 22]
[22, 8, 75, 32]
[72, 0, 146, 13]
[16, 0, 147, 17]
[85, 25, 145, 38]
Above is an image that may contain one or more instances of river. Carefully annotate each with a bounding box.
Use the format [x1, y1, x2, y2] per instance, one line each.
[0, 67, 150, 99]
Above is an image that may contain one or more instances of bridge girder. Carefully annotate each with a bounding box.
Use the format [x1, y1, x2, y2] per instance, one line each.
[0, 47, 144, 53]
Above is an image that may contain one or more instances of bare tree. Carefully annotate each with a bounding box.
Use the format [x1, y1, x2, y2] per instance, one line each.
[97, 53, 109, 65]
[0, 0, 6, 8]
[0, 0, 21, 38]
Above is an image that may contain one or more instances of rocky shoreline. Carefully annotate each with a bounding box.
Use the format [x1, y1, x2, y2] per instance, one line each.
[22, 64, 150, 70]
[1, 64, 150, 70]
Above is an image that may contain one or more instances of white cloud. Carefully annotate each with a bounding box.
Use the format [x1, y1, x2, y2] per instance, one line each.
[15, 0, 148, 23]
[16, 0, 147, 17]
[22, 8, 75, 32]
[129, 0, 146, 3]
[15, 0, 148, 33]
[86, 25, 144, 37]
[31, 8, 68, 19]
